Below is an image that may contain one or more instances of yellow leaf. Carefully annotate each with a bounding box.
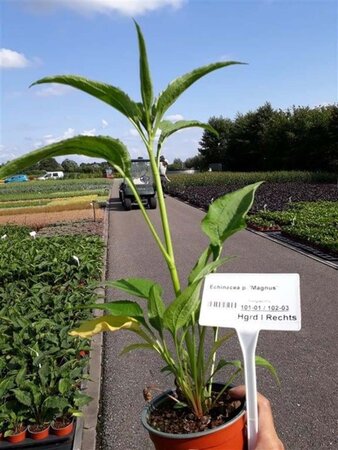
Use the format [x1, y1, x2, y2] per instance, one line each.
[69, 316, 140, 338]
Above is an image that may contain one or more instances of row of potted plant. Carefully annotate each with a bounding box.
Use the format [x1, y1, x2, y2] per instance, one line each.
[0, 226, 103, 444]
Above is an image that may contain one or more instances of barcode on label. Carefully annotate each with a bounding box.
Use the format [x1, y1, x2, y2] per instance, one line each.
[208, 301, 237, 309]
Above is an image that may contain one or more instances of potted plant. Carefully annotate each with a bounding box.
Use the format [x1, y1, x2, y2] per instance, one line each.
[3, 409, 27, 444]
[0, 22, 277, 449]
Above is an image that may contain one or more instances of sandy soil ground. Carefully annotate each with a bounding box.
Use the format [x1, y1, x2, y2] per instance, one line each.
[0, 208, 104, 227]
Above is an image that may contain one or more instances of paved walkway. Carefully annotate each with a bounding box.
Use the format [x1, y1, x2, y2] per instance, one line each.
[97, 183, 337, 450]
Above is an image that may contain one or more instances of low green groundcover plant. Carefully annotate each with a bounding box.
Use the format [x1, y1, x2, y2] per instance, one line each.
[168, 171, 336, 187]
[249, 201, 338, 255]
[0, 225, 103, 436]
[0, 22, 277, 427]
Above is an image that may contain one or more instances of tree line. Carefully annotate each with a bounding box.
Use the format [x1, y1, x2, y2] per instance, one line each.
[188, 103, 337, 172]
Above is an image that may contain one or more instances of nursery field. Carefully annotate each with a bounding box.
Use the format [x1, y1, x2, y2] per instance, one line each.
[0, 178, 112, 227]
[0, 224, 104, 442]
[167, 172, 338, 256]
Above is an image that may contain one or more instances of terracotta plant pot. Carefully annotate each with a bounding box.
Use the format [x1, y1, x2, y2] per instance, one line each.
[51, 418, 74, 436]
[5, 427, 27, 443]
[141, 385, 246, 450]
[28, 424, 50, 440]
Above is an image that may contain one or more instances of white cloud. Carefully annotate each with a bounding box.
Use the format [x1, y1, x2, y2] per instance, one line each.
[101, 119, 108, 128]
[82, 128, 97, 136]
[26, 0, 185, 16]
[165, 114, 184, 122]
[35, 84, 72, 97]
[0, 49, 30, 69]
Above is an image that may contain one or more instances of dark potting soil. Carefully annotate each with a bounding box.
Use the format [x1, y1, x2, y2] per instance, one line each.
[148, 391, 243, 434]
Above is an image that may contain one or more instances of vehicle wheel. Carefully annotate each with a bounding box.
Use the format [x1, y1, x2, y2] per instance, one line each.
[124, 198, 132, 211]
[148, 197, 157, 209]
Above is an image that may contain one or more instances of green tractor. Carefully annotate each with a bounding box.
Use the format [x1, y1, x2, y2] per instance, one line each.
[119, 158, 157, 211]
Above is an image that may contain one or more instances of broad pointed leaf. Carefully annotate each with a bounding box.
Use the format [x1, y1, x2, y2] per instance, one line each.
[201, 182, 263, 246]
[31, 75, 141, 124]
[163, 282, 201, 334]
[155, 61, 244, 125]
[107, 278, 162, 299]
[44, 396, 69, 410]
[0, 136, 131, 179]
[69, 316, 140, 338]
[13, 389, 32, 407]
[87, 301, 144, 319]
[157, 120, 217, 154]
[134, 21, 153, 121]
[148, 284, 165, 332]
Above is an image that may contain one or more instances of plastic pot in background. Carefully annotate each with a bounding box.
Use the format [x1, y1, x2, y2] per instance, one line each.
[5, 427, 27, 444]
[51, 417, 74, 437]
[28, 424, 50, 440]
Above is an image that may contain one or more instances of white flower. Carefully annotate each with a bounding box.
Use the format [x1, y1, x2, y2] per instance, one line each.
[29, 231, 37, 238]
[1, 234, 7, 240]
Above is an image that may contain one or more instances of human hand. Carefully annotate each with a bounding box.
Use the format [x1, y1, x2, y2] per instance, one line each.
[229, 385, 285, 450]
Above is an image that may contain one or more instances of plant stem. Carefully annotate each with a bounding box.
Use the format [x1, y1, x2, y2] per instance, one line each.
[147, 139, 181, 296]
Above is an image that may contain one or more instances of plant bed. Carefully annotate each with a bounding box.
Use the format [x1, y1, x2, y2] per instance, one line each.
[167, 182, 338, 213]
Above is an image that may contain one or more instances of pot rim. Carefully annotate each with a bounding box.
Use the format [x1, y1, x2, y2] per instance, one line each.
[141, 385, 246, 440]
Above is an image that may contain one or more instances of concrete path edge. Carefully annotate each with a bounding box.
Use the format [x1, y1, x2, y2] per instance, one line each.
[72, 193, 111, 450]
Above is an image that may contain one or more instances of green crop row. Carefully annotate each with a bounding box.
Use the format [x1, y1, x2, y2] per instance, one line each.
[248, 201, 338, 255]
[168, 171, 336, 187]
[0, 189, 107, 203]
[0, 225, 104, 436]
[0, 178, 113, 196]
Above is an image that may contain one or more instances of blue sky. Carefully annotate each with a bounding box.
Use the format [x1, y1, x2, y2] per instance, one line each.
[1, 0, 337, 165]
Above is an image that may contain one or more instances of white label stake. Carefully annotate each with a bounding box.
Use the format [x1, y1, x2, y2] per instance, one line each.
[199, 273, 301, 450]
[237, 329, 259, 450]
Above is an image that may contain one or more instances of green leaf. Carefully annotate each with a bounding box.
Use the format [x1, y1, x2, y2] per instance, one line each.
[154, 61, 244, 125]
[87, 301, 144, 319]
[148, 284, 165, 333]
[0, 377, 15, 397]
[13, 389, 32, 407]
[58, 379, 71, 395]
[188, 247, 212, 284]
[73, 391, 92, 408]
[134, 20, 153, 123]
[15, 367, 27, 386]
[107, 278, 162, 300]
[201, 182, 263, 246]
[189, 255, 233, 284]
[215, 359, 242, 373]
[255, 356, 280, 385]
[163, 282, 201, 334]
[120, 343, 154, 356]
[0, 136, 131, 179]
[30, 75, 141, 124]
[157, 120, 217, 155]
[44, 396, 69, 411]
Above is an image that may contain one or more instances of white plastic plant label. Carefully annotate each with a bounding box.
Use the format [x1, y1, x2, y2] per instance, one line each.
[199, 273, 301, 331]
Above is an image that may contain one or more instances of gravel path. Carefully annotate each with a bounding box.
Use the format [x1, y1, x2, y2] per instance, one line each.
[98, 184, 337, 450]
